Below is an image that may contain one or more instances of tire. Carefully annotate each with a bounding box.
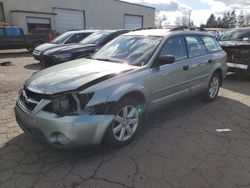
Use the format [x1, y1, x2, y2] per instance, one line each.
[203, 72, 221, 102]
[104, 98, 143, 148]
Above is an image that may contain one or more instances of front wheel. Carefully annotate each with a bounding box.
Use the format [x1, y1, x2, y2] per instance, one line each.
[203, 73, 221, 102]
[104, 98, 143, 148]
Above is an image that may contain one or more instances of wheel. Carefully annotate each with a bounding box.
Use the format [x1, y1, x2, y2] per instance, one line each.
[203, 72, 220, 102]
[104, 98, 143, 148]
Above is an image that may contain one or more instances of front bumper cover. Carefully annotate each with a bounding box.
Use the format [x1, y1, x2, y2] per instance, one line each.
[14, 103, 114, 148]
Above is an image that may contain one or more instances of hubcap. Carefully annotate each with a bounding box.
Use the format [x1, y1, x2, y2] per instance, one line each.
[112, 105, 139, 141]
[209, 76, 219, 99]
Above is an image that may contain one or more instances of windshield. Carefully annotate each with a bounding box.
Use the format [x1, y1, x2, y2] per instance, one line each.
[51, 32, 73, 44]
[80, 31, 112, 45]
[219, 29, 250, 41]
[92, 35, 163, 66]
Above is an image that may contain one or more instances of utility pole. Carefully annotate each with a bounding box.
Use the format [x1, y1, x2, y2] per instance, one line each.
[188, 10, 192, 27]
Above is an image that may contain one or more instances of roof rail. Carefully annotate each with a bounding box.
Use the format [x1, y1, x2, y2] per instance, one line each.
[133, 27, 156, 31]
[170, 26, 207, 32]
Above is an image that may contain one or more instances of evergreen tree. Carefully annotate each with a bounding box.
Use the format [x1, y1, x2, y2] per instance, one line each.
[229, 10, 237, 28]
[206, 14, 217, 28]
[238, 11, 245, 27]
[221, 12, 231, 28]
[217, 17, 222, 28]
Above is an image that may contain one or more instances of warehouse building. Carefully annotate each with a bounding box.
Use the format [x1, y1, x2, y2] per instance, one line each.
[0, 0, 155, 34]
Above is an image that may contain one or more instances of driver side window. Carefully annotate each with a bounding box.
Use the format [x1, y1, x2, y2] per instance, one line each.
[160, 36, 187, 61]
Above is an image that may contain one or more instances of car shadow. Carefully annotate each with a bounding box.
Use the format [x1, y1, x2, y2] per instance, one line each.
[24, 62, 42, 70]
[0, 50, 32, 59]
[223, 73, 250, 96]
[1, 94, 249, 177]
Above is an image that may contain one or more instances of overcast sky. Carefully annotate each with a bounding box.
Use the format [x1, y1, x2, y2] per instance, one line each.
[123, 0, 250, 25]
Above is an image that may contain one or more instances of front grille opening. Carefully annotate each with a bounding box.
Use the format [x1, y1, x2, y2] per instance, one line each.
[19, 88, 43, 112]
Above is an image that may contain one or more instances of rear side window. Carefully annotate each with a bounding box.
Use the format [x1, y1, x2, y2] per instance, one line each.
[185, 36, 207, 58]
[0, 28, 4, 36]
[5, 28, 23, 36]
[160, 36, 187, 61]
[202, 36, 222, 53]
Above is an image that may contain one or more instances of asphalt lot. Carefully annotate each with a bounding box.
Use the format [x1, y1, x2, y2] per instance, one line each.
[0, 51, 250, 188]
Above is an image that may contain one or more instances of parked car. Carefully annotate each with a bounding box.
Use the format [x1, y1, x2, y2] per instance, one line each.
[33, 30, 96, 60]
[26, 28, 59, 52]
[0, 26, 59, 51]
[15, 29, 227, 149]
[219, 27, 250, 74]
[40, 30, 129, 68]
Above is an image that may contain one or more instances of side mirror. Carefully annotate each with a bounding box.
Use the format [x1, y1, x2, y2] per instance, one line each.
[156, 55, 175, 67]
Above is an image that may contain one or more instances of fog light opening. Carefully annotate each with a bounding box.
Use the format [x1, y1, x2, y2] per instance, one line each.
[50, 132, 69, 147]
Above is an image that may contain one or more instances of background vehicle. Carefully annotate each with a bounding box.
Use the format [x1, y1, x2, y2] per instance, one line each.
[15, 29, 227, 149]
[33, 30, 96, 60]
[0, 26, 59, 51]
[219, 27, 250, 74]
[40, 30, 129, 68]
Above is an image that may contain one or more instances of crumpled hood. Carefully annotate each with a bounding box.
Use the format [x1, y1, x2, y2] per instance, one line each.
[43, 43, 98, 55]
[25, 59, 136, 94]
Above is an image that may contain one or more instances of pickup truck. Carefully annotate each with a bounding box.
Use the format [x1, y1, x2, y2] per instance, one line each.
[0, 26, 58, 51]
[219, 27, 250, 75]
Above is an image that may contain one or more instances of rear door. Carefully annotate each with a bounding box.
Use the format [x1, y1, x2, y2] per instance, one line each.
[150, 36, 191, 108]
[184, 35, 211, 92]
[0, 28, 26, 49]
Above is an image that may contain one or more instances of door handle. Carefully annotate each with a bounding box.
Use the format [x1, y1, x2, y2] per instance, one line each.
[183, 65, 189, 71]
[208, 59, 213, 64]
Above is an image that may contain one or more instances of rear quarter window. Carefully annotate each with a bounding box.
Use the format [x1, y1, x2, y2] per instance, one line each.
[185, 36, 207, 58]
[202, 36, 222, 53]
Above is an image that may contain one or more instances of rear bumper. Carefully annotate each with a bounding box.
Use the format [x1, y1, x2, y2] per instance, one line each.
[227, 63, 250, 74]
[14, 103, 114, 148]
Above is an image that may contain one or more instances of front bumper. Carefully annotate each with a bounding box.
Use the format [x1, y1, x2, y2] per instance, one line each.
[14, 103, 114, 148]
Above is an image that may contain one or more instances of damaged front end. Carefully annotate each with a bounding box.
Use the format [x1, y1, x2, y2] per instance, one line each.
[15, 87, 115, 148]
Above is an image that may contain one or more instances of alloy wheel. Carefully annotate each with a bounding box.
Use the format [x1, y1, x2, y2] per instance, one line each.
[112, 105, 139, 142]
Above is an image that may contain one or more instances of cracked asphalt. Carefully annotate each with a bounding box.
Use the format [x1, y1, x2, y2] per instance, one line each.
[0, 51, 250, 188]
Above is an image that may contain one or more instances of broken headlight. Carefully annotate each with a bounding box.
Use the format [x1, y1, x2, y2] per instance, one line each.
[44, 93, 94, 116]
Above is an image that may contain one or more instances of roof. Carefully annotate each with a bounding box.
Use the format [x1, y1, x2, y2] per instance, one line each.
[126, 29, 214, 37]
[114, 0, 155, 10]
[126, 29, 171, 36]
[69, 30, 99, 33]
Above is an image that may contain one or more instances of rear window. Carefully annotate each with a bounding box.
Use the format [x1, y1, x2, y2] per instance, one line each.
[202, 36, 222, 53]
[80, 31, 112, 45]
[66, 33, 91, 43]
[5, 28, 23, 36]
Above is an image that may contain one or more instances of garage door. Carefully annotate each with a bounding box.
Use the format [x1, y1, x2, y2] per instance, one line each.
[26, 17, 51, 32]
[54, 8, 85, 34]
[124, 14, 143, 30]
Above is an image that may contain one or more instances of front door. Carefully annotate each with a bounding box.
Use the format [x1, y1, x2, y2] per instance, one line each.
[149, 36, 191, 109]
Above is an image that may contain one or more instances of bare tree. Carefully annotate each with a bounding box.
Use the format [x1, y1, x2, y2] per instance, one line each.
[155, 11, 167, 28]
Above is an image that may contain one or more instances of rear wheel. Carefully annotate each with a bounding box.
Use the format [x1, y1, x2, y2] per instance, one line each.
[203, 72, 220, 102]
[104, 98, 143, 148]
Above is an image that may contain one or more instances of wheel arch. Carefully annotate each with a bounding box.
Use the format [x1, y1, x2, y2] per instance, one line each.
[213, 68, 223, 86]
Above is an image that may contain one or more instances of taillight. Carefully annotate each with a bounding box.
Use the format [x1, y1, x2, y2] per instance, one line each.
[48, 33, 52, 41]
